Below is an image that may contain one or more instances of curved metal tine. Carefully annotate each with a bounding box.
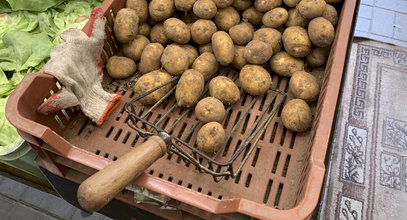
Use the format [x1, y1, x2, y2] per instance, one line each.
[166, 107, 193, 134]
[147, 103, 177, 133]
[141, 85, 176, 119]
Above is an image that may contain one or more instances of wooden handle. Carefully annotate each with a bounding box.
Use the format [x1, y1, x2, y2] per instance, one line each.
[77, 134, 169, 212]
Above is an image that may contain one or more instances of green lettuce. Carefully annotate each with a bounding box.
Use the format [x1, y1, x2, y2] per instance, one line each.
[0, 0, 101, 147]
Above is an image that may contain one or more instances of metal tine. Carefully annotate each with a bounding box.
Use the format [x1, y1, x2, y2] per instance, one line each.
[234, 95, 285, 175]
[167, 108, 193, 134]
[141, 85, 176, 119]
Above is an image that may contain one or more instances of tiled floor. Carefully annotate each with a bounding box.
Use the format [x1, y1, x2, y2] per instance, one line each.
[355, 0, 407, 47]
[0, 176, 111, 220]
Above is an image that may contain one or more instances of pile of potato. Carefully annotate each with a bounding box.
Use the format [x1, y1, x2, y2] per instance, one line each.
[106, 0, 342, 155]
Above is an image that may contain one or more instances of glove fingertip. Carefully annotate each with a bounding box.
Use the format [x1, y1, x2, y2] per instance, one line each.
[96, 94, 122, 126]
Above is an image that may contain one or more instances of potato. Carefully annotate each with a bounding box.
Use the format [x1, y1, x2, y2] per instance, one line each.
[262, 7, 288, 28]
[180, 44, 199, 66]
[114, 8, 139, 44]
[229, 22, 254, 45]
[269, 51, 304, 77]
[254, 0, 282, 12]
[308, 17, 335, 47]
[161, 44, 189, 75]
[289, 71, 320, 102]
[283, 0, 300, 7]
[139, 43, 164, 74]
[323, 4, 338, 26]
[191, 19, 217, 44]
[242, 7, 264, 26]
[134, 70, 173, 105]
[106, 56, 137, 79]
[126, 0, 149, 23]
[149, 0, 175, 21]
[138, 23, 151, 36]
[214, 7, 240, 31]
[163, 18, 191, 44]
[199, 43, 213, 54]
[212, 0, 234, 8]
[306, 47, 330, 67]
[196, 122, 225, 155]
[175, 0, 196, 11]
[239, 65, 272, 96]
[209, 76, 240, 105]
[175, 69, 204, 107]
[244, 40, 273, 64]
[193, 0, 217, 19]
[150, 23, 170, 45]
[286, 8, 309, 28]
[297, 0, 326, 19]
[281, 99, 312, 132]
[122, 35, 150, 61]
[232, 45, 247, 70]
[282, 26, 311, 58]
[325, 0, 342, 3]
[253, 28, 282, 53]
[192, 52, 219, 81]
[211, 31, 234, 66]
[232, 0, 252, 11]
[195, 97, 226, 123]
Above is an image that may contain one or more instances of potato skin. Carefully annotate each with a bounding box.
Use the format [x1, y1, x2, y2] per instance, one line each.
[244, 40, 273, 64]
[193, 0, 217, 19]
[106, 56, 137, 79]
[232, 45, 247, 70]
[196, 122, 225, 155]
[161, 44, 189, 75]
[253, 28, 282, 53]
[139, 43, 164, 74]
[214, 7, 240, 31]
[163, 18, 191, 44]
[323, 4, 338, 26]
[282, 26, 311, 58]
[134, 70, 173, 105]
[262, 7, 288, 29]
[283, 0, 300, 7]
[296, 0, 326, 19]
[138, 23, 151, 36]
[175, 69, 205, 107]
[239, 65, 272, 96]
[269, 51, 304, 77]
[286, 8, 309, 28]
[114, 8, 139, 44]
[150, 23, 170, 45]
[195, 97, 226, 123]
[306, 47, 330, 67]
[281, 99, 312, 132]
[175, 0, 196, 11]
[209, 76, 240, 105]
[180, 44, 199, 66]
[229, 22, 254, 45]
[232, 0, 252, 11]
[289, 71, 320, 102]
[192, 52, 219, 81]
[212, 0, 234, 8]
[126, 0, 149, 23]
[242, 7, 264, 26]
[211, 31, 235, 65]
[122, 35, 150, 61]
[199, 43, 213, 54]
[149, 0, 175, 21]
[191, 19, 217, 44]
[254, 0, 282, 12]
[308, 17, 335, 47]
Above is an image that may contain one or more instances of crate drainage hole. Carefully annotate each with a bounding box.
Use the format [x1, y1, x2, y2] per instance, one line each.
[263, 180, 273, 204]
[149, 170, 154, 175]
[245, 173, 252, 187]
[282, 155, 291, 177]
[251, 147, 260, 167]
[270, 122, 279, 143]
[274, 183, 284, 207]
[105, 126, 114, 138]
[95, 150, 100, 155]
[272, 152, 281, 174]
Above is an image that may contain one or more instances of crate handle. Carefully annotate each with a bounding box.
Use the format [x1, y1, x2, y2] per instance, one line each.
[77, 133, 170, 212]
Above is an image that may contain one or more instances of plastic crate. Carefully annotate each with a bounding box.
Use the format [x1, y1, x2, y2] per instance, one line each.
[5, 0, 357, 219]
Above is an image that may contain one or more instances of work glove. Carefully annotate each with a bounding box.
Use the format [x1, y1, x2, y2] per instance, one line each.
[38, 8, 121, 125]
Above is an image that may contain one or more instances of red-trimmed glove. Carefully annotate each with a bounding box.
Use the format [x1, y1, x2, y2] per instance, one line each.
[38, 8, 121, 125]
